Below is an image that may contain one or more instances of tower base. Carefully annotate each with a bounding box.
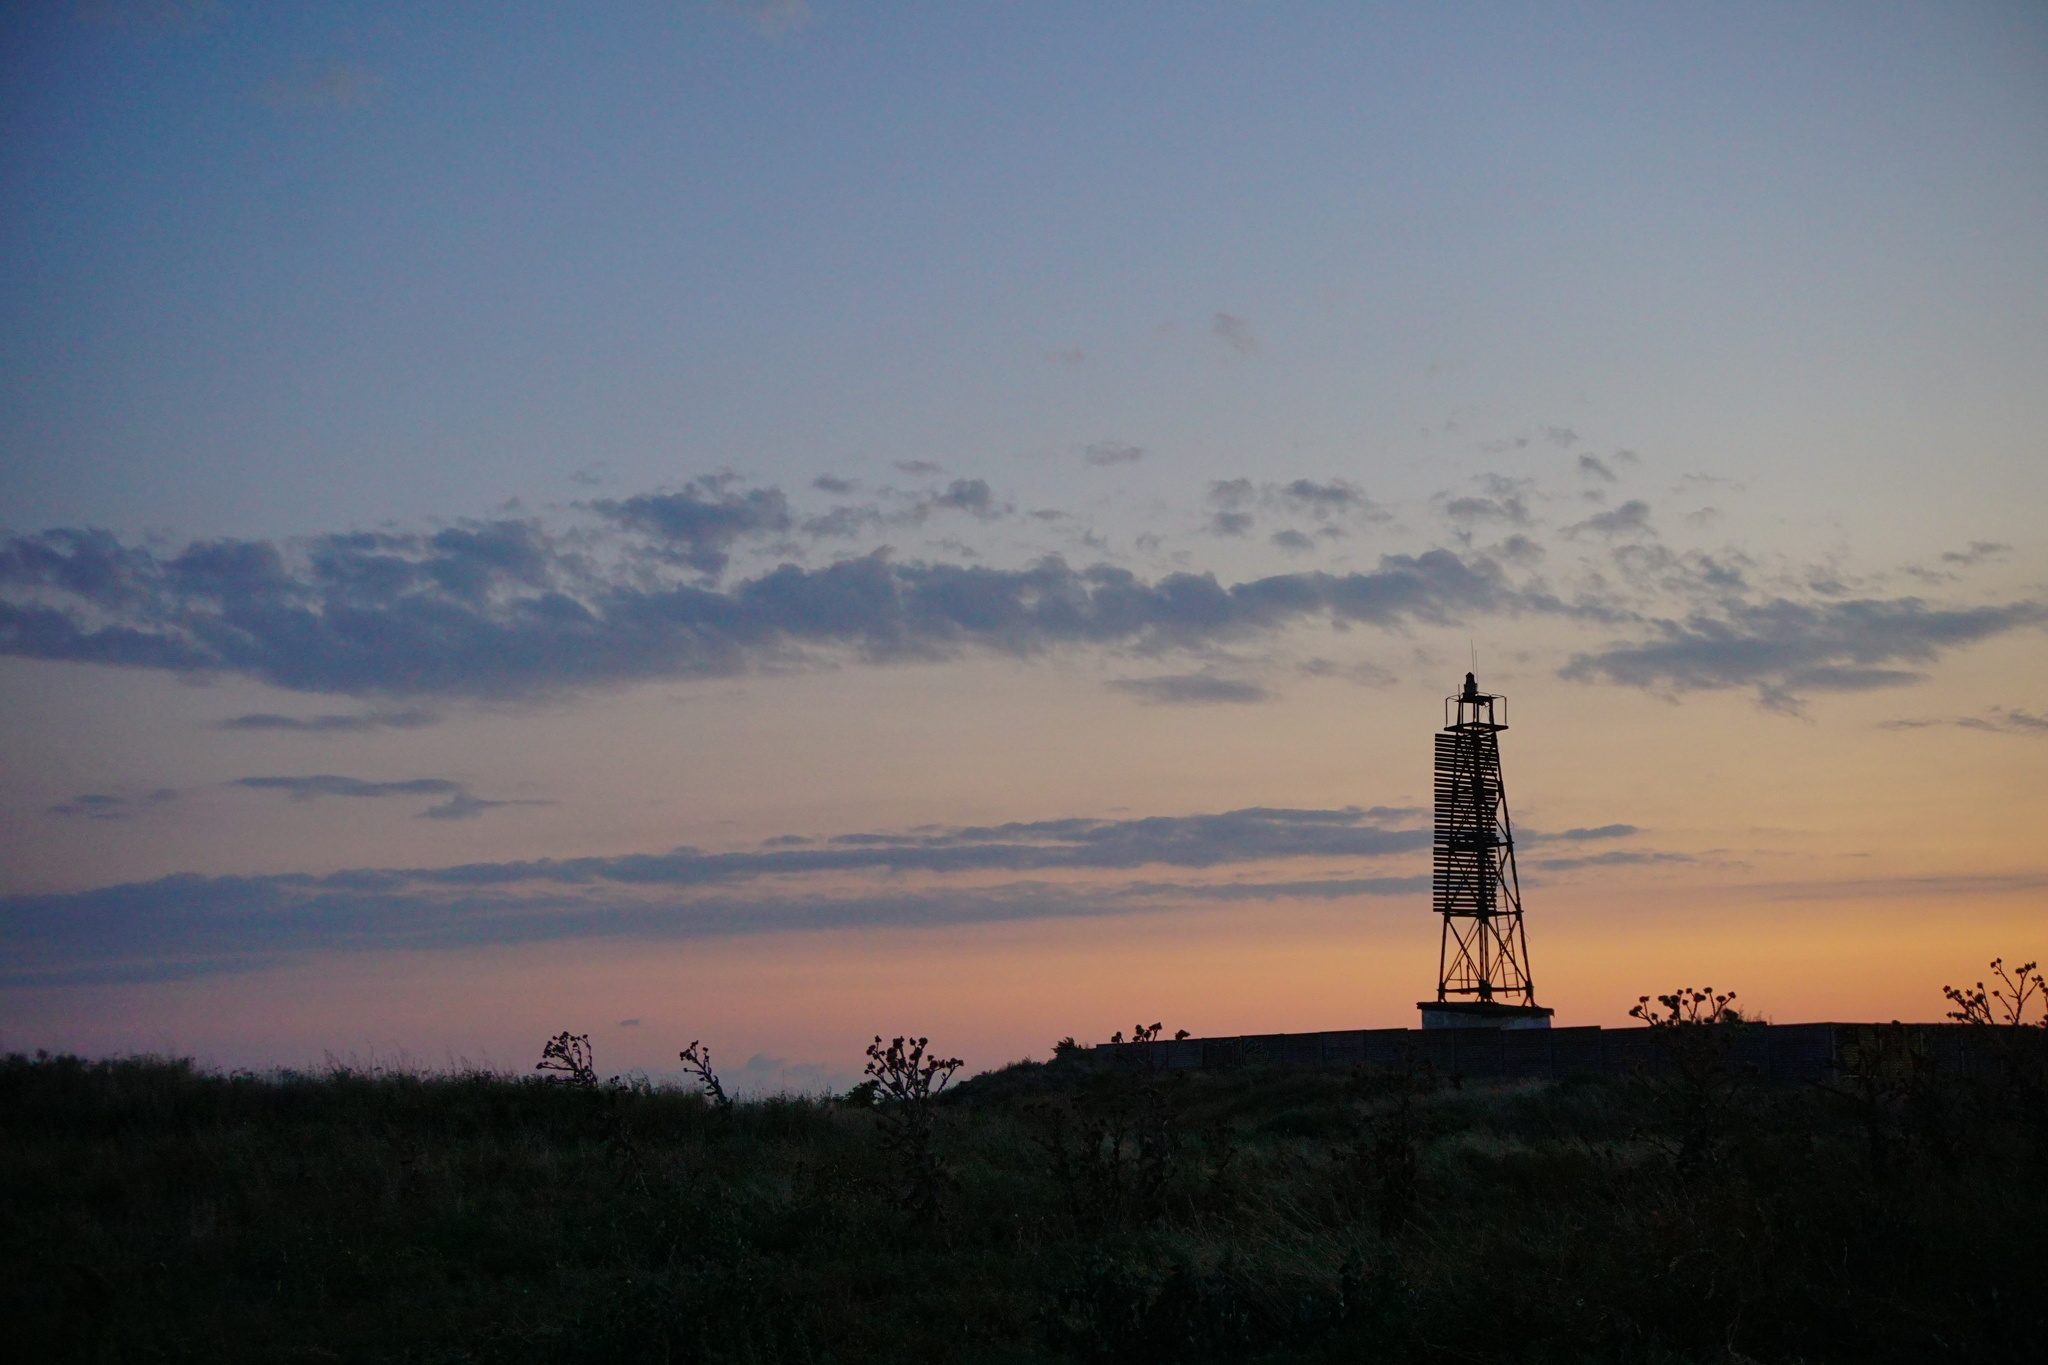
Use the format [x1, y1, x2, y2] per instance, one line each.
[1418, 1001, 1555, 1030]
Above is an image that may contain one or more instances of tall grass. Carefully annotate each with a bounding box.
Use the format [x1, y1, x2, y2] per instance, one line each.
[3, 1031, 2043, 1363]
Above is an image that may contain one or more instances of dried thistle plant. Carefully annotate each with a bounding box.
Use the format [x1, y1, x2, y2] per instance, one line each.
[864, 1035, 962, 1223]
[678, 1039, 731, 1111]
[535, 1031, 601, 1089]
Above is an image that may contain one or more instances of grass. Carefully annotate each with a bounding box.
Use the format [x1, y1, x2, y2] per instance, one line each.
[3, 1031, 2044, 1364]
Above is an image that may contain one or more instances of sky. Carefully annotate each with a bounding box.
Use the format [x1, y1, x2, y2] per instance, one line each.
[2, 1, 2045, 1093]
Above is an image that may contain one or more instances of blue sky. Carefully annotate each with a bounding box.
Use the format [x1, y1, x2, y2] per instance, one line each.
[2, 2, 2044, 1082]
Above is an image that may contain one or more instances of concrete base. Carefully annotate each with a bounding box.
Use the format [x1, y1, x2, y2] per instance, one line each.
[1418, 1001, 1555, 1030]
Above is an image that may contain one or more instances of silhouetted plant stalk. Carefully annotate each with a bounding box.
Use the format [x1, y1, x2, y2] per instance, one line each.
[863, 1034, 962, 1224]
[1943, 958, 2046, 1028]
[535, 1031, 605, 1089]
[1629, 986, 1748, 1173]
[677, 1040, 731, 1111]
[1943, 955, 2048, 1155]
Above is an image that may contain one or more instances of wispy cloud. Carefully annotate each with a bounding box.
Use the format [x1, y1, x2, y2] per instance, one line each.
[230, 775, 543, 820]
[2, 480, 2035, 713]
[232, 775, 464, 802]
[1522, 824, 1639, 844]
[1105, 675, 1269, 706]
[1, 804, 1433, 985]
[46, 789, 178, 821]
[420, 792, 551, 821]
[1565, 500, 1654, 539]
[218, 710, 439, 734]
[1880, 707, 2048, 737]
[591, 477, 791, 579]
[1, 516, 1523, 698]
[1563, 598, 2048, 713]
[1941, 541, 2010, 567]
[1083, 442, 1145, 466]
[1531, 850, 1694, 872]
[1439, 476, 1533, 529]
[1210, 313, 1259, 356]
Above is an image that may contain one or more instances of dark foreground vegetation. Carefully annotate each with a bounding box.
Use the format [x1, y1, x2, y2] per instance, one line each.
[6, 974, 2047, 1364]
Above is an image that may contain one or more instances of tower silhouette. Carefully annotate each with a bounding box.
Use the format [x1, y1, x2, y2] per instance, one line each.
[1419, 673, 1554, 1029]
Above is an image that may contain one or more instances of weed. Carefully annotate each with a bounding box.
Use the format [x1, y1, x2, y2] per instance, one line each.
[534, 1031, 607, 1089]
[1629, 986, 1751, 1173]
[676, 1039, 731, 1111]
[1943, 955, 2048, 1156]
[863, 1034, 962, 1225]
[1944, 958, 2047, 1028]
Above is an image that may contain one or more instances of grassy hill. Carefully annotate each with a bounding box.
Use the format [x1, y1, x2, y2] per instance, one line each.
[4, 1022, 2044, 1364]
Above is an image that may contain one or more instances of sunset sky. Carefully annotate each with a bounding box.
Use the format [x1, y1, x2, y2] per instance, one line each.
[3, 1, 2044, 1093]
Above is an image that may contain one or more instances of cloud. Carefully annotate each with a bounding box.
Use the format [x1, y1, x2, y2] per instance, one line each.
[591, 477, 791, 578]
[0, 805, 1434, 985]
[1210, 313, 1259, 356]
[1272, 530, 1315, 552]
[232, 775, 463, 802]
[1208, 479, 1256, 509]
[10, 480, 2034, 717]
[1440, 477, 1532, 528]
[1565, 500, 1654, 539]
[893, 461, 943, 475]
[799, 504, 883, 538]
[254, 63, 384, 112]
[1564, 598, 2048, 711]
[218, 710, 439, 734]
[1207, 511, 1255, 537]
[0, 512, 1524, 698]
[47, 789, 177, 821]
[617, 1018, 641, 1028]
[811, 475, 857, 495]
[1881, 707, 2048, 737]
[1299, 657, 1396, 687]
[1046, 348, 1087, 367]
[1105, 675, 1269, 705]
[1531, 850, 1694, 871]
[420, 793, 550, 821]
[932, 479, 1002, 519]
[1577, 455, 1617, 482]
[229, 774, 542, 820]
[1277, 479, 1383, 521]
[1084, 443, 1145, 466]
[1940, 542, 2009, 567]
[403, 803, 1433, 880]
[1541, 427, 1580, 449]
[1523, 824, 1639, 844]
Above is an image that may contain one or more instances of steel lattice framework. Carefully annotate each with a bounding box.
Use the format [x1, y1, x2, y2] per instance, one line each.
[1431, 673, 1539, 1008]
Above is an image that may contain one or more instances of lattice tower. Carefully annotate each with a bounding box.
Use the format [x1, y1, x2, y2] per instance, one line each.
[1431, 672, 1539, 1007]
